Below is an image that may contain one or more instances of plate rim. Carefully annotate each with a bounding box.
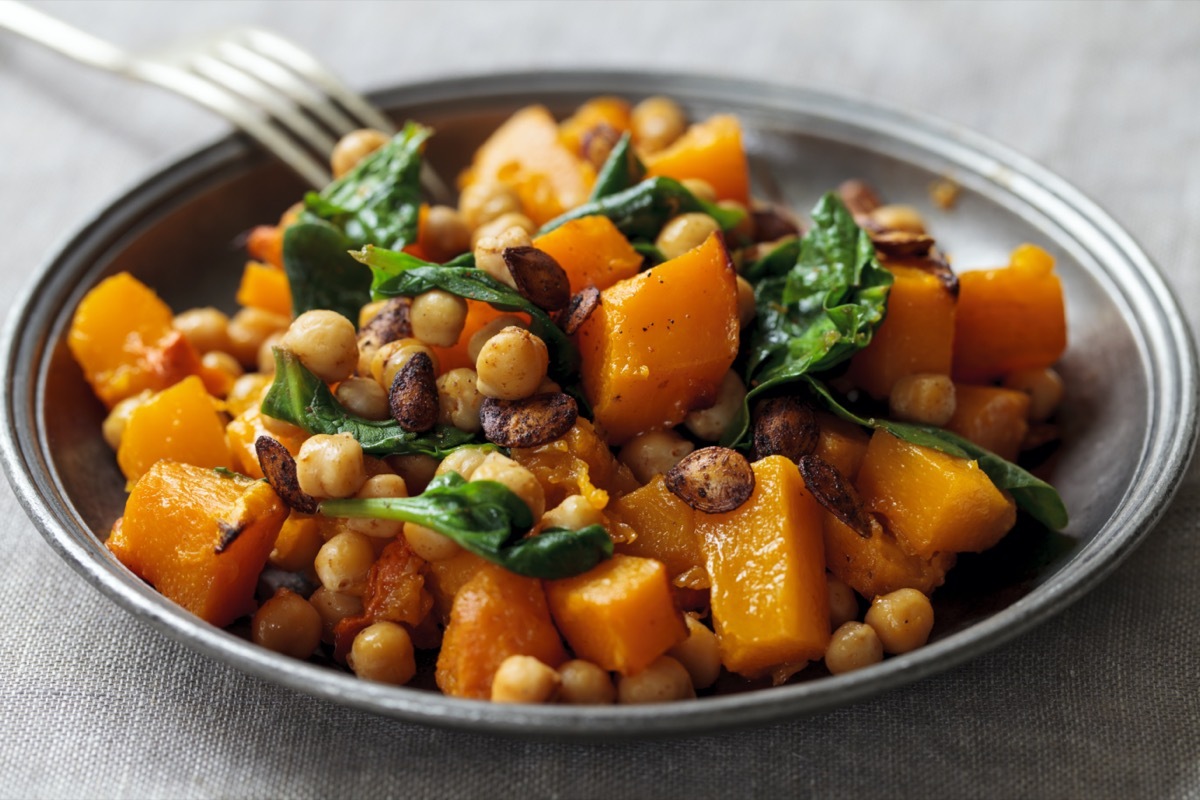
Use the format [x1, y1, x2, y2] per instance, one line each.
[3, 68, 1196, 738]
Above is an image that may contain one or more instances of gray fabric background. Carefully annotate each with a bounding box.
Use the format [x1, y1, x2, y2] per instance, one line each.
[2, 1, 1198, 797]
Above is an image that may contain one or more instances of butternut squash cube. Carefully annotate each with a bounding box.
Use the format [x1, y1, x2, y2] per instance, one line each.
[644, 115, 750, 203]
[609, 475, 702, 584]
[107, 461, 287, 626]
[946, 384, 1031, 462]
[823, 513, 955, 599]
[546, 554, 687, 675]
[435, 564, 567, 699]
[857, 430, 1017, 558]
[117, 375, 233, 484]
[532, 215, 643, 294]
[814, 412, 872, 482]
[226, 396, 308, 480]
[236, 260, 293, 318]
[846, 263, 957, 400]
[512, 418, 639, 510]
[575, 232, 740, 444]
[952, 244, 1067, 382]
[425, 551, 490, 624]
[430, 300, 528, 373]
[559, 96, 632, 158]
[696, 456, 830, 677]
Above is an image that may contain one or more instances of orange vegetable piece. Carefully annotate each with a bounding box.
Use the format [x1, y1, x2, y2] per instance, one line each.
[857, 430, 1017, 559]
[226, 396, 308, 480]
[946, 384, 1031, 462]
[823, 513, 956, 599]
[952, 244, 1067, 382]
[512, 418, 639, 510]
[532, 216, 643, 294]
[246, 225, 284, 269]
[116, 376, 233, 484]
[546, 554, 687, 675]
[333, 538, 433, 662]
[425, 550, 490, 624]
[435, 563, 566, 699]
[575, 232, 740, 444]
[459, 105, 595, 225]
[559, 96, 633, 158]
[609, 475, 702, 585]
[643, 114, 750, 203]
[68, 272, 202, 409]
[236, 261, 293, 318]
[846, 263, 957, 400]
[814, 412, 872, 483]
[107, 461, 287, 626]
[695, 456, 830, 677]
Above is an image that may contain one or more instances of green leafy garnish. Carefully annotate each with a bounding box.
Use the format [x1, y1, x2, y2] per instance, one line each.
[804, 377, 1069, 530]
[261, 349, 478, 457]
[722, 192, 893, 447]
[588, 132, 645, 201]
[320, 472, 613, 579]
[282, 222, 372, 322]
[353, 245, 579, 379]
[538, 176, 745, 239]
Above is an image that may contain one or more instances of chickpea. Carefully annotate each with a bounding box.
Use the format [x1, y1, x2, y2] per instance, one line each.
[268, 518, 325, 573]
[335, 377, 390, 420]
[423, 205, 471, 262]
[1003, 367, 1064, 422]
[667, 616, 721, 690]
[683, 370, 746, 442]
[200, 350, 243, 395]
[616, 656, 695, 704]
[256, 332, 285, 375]
[348, 621, 416, 685]
[281, 309, 359, 384]
[655, 212, 720, 261]
[331, 128, 389, 178]
[825, 621, 884, 675]
[173, 307, 231, 354]
[101, 390, 152, 450]
[308, 586, 363, 644]
[436, 368, 485, 432]
[735, 275, 757, 329]
[541, 495, 603, 531]
[475, 327, 549, 400]
[459, 180, 521, 231]
[470, 212, 537, 249]
[410, 289, 469, 348]
[631, 95, 687, 153]
[889, 373, 956, 426]
[374, 339, 439, 391]
[227, 307, 291, 366]
[619, 429, 694, 485]
[358, 299, 388, 329]
[226, 373, 271, 417]
[251, 588, 321, 659]
[828, 576, 860, 629]
[296, 433, 367, 499]
[680, 178, 717, 204]
[869, 204, 926, 234]
[491, 655, 561, 703]
[718, 199, 755, 243]
[558, 660, 616, 705]
[403, 522, 462, 562]
[346, 474, 409, 538]
[314, 530, 376, 597]
[467, 314, 527, 364]
[473, 225, 533, 289]
[435, 447, 490, 481]
[386, 453, 439, 495]
[471, 452, 545, 519]
[864, 588, 935, 654]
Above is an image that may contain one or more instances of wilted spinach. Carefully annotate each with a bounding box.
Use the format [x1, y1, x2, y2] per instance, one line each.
[588, 132, 645, 201]
[538, 175, 745, 239]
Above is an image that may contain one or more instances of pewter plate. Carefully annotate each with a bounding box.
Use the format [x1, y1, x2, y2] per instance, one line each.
[3, 71, 1195, 738]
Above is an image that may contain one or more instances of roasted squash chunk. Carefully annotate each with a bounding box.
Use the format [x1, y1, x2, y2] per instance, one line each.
[425, 551, 490, 624]
[952, 244, 1067, 382]
[226, 393, 308, 480]
[814, 412, 872, 483]
[945, 385, 1031, 462]
[430, 300, 528, 373]
[435, 564, 566, 699]
[117, 375, 233, 484]
[546, 554, 687, 675]
[846, 263, 957, 400]
[609, 475, 702, 584]
[644, 115, 750, 203]
[107, 461, 287, 627]
[823, 513, 956, 599]
[532, 215, 643, 294]
[236, 260, 293, 318]
[512, 418, 639, 510]
[857, 430, 1017, 559]
[575, 232, 740, 444]
[558, 96, 633, 159]
[695, 456, 830, 677]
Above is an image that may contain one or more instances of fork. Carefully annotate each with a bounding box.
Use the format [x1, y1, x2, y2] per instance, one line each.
[0, 0, 452, 199]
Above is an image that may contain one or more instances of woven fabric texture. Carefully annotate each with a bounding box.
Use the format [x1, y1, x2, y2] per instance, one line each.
[1, 1, 1197, 797]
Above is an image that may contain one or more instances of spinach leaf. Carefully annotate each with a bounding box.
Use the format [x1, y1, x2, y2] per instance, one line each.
[588, 132, 645, 201]
[742, 236, 801, 283]
[538, 176, 745, 239]
[282, 222, 372, 321]
[262, 348, 478, 457]
[353, 245, 579, 378]
[301, 121, 431, 250]
[320, 472, 613, 579]
[721, 192, 893, 447]
[630, 240, 666, 267]
[804, 377, 1069, 530]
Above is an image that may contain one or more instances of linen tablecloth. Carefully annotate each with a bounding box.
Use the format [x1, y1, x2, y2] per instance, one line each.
[2, 1, 1197, 797]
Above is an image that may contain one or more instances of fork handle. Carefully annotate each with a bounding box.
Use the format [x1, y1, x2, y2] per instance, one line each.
[0, 0, 133, 72]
